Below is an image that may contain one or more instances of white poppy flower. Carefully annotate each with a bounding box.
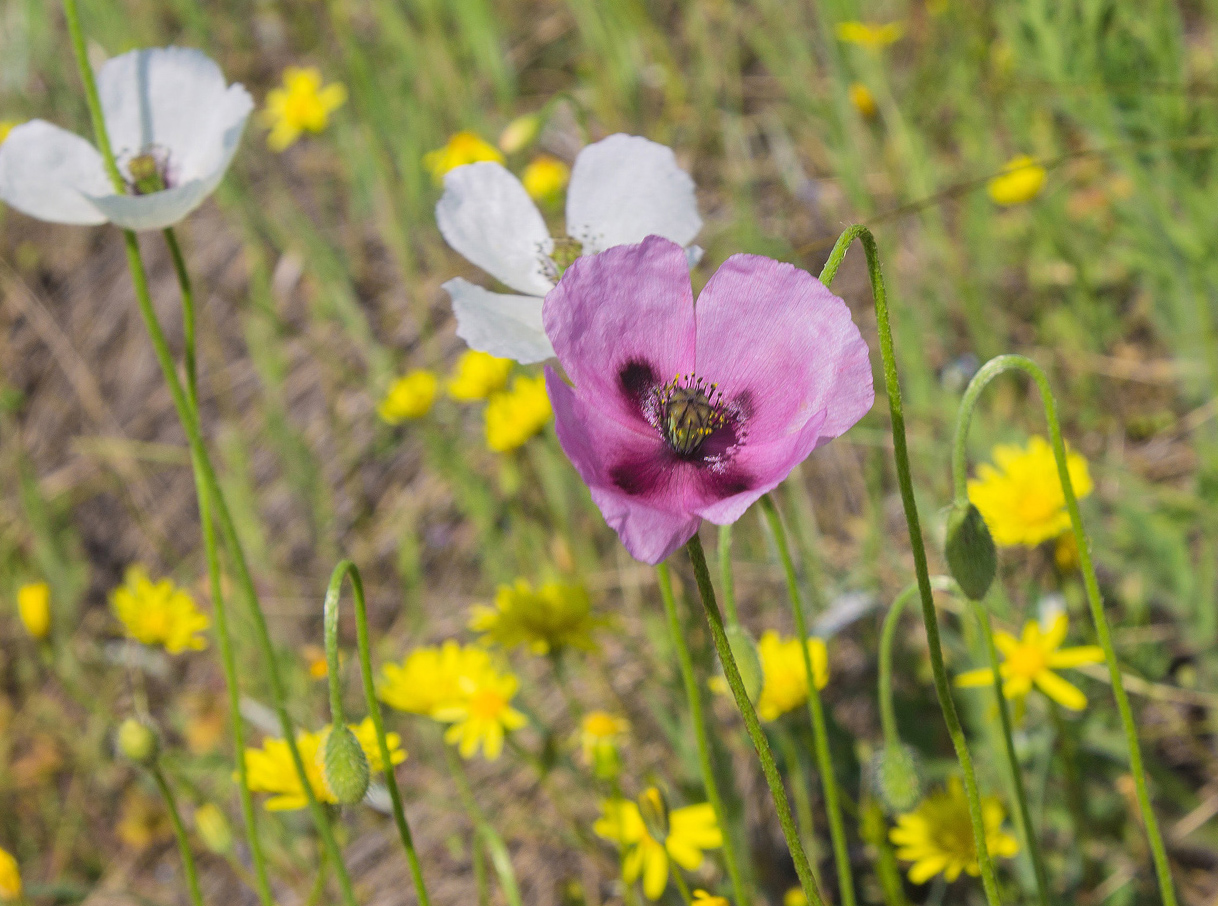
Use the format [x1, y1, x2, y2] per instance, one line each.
[0, 46, 252, 231]
[437, 133, 702, 364]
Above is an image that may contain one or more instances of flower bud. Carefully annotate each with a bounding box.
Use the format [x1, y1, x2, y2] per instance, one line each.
[944, 501, 997, 601]
[194, 803, 233, 854]
[0, 846, 21, 901]
[323, 723, 369, 804]
[638, 786, 670, 844]
[871, 743, 922, 814]
[724, 624, 763, 705]
[117, 717, 160, 766]
[498, 114, 542, 154]
[17, 581, 51, 640]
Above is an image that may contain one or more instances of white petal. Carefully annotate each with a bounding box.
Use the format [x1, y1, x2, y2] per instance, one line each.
[85, 178, 213, 231]
[566, 134, 702, 254]
[0, 121, 110, 225]
[99, 47, 241, 173]
[445, 278, 554, 364]
[436, 163, 555, 297]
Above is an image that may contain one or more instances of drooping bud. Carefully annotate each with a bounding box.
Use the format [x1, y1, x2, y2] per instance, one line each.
[323, 723, 370, 804]
[117, 717, 160, 766]
[724, 624, 763, 705]
[944, 501, 997, 601]
[638, 786, 670, 844]
[871, 743, 922, 814]
[194, 803, 234, 854]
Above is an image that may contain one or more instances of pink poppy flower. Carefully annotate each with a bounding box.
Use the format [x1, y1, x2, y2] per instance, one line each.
[544, 236, 875, 564]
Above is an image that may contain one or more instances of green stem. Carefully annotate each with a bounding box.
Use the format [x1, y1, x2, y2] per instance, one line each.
[656, 563, 751, 906]
[683, 535, 828, 906]
[718, 524, 741, 627]
[951, 353, 1178, 906]
[878, 583, 919, 751]
[444, 745, 523, 906]
[324, 561, 432, 906]
[59, 7, 358, 898]
[671, 865, 694, 906]
[759, 496, 856, 906]
[775, 725, 824, 891]
[974, 604, 1052, 906]
[150, 765, 206, 906]
[819, 226, 1002, 906]
[164, 226, 275, 906]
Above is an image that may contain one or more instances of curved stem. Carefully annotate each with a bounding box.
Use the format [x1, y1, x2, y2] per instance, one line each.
[165, 226, 275, 906]
[60, 11, 358, 898]
[759, 496, 856, 906]
[974, 604, 1051, 906]
[878, 583, 919, 752]
[323, 561, 432, 906]
[656, 562, 751, 906]
[951, 353, 1178, 906]
[150, 765, 206, 906]
[819, 226, 1002, 906]
[683, 535, 828, 906]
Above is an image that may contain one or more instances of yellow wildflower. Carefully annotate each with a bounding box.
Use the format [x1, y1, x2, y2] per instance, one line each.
[956, 612, 1103, 710]
[111, 566, 209, 653]
[302, 644, 330, 679]
[486, 373, 552, 452]
[17, 581, 50, 639]
[434, 667, 528, 760]
[693, 892, 729, 906]
[261, 67, 347, 152]
[783, 890, 808, 906]
[378, 370, 439, 423]
[987, 155, 1046, 206]
[848, 82, 878, 118]
[522, 155, 571, 203]
[890, 777, 1019, 884]
[594, 791, 723, 900]
[835, 21, 904, 48]
[579, 711, 629, 777]
[243, 717, 406, 811]
[470, 578, 601, 655]
[968, 436, 1092, 546]
[424, 131, 505, 183]
[756, 631, 829, 722]
[448, 350, 513, 402]
[379, 640, 492, 716]
[0, 847, 20, 901]
[0, 122, 18, 145]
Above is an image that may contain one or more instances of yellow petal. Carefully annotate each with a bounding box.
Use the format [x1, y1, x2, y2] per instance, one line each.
[955, 668, 996, 688]
[1041, 612, 1069, 652]
[1047, 645, 1105, 669]
[642, 845, 669, 900]
[1033, 670, 1088, 710]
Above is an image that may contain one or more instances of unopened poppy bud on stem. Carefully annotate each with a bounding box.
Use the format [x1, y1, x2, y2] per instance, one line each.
[872, 742, 922, 814]
[118, 717, 160, 766]
[323, 723, 370, 804]
[944, 501, 997, 601]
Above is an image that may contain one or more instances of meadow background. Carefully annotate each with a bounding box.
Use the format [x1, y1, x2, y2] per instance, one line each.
[2, 0, 1218, 904]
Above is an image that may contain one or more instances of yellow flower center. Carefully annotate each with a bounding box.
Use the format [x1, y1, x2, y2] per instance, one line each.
[584, 712, 619, 738]
[1005, 643, 1047, 680]
[469, 688, 507, 720]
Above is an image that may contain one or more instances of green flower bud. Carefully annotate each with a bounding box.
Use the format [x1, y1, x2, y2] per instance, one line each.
[117, 718, 160, 766]
[944, 501, 997, 601]
[724, 624, 763, 705]
[871, 743, 922, 815]
[323, 724, 370, 805]
[638, 786, 670, 844]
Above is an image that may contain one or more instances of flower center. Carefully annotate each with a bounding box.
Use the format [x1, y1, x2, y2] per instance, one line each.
[1006, 644, 1047, 680]
[126, 150, 170, 195]
[657, 375, 725, 456]
[468, 688, 506, 721]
